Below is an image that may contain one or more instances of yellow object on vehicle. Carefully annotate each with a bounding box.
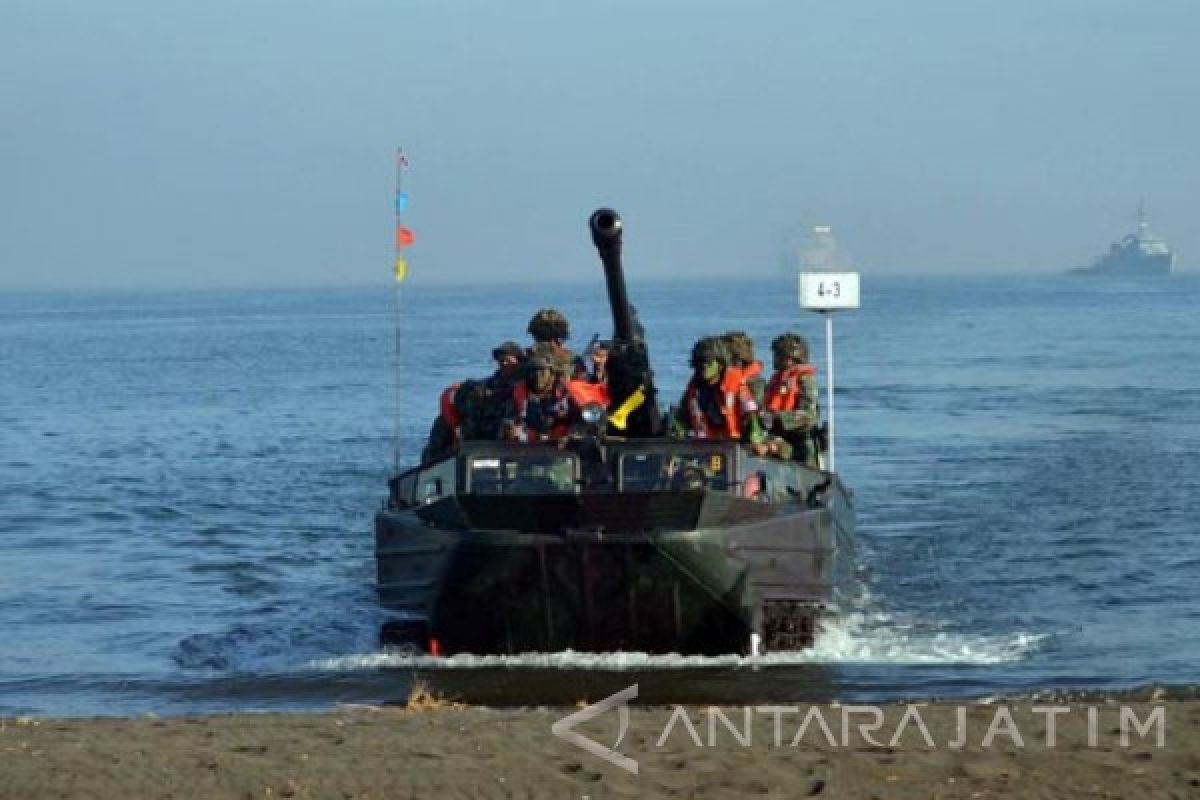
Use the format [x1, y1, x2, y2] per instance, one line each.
[608, 385, 646, 430]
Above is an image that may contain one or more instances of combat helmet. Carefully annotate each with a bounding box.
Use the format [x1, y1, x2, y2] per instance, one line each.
[527, 308, 570, 343]
[689, 336, 730, 369]
[525, 347, 556, 370]
[722, 331, 756, 366]
[491, 340, 524, 362]
[525, 342, 570, 376]
[771, 333, 809, 363]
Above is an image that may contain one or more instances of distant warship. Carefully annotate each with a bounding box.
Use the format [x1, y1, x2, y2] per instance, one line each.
[1071, 204, 1174, 276]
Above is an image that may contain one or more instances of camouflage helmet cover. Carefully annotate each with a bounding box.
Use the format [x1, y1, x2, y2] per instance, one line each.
[722, 330, 756, 365]
[524, 342, 567, 375]
[771, 333, 809, 362]
[526, 308, 569, 342]
[690, 336, 730, 369]
[524, 351, 557, 372]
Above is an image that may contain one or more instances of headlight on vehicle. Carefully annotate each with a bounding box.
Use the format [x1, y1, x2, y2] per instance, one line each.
[581, 402, 606, 425]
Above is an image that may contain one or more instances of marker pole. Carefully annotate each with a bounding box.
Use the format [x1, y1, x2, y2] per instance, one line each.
[798, 271, 859, 474]
[824, 311, 835, 473]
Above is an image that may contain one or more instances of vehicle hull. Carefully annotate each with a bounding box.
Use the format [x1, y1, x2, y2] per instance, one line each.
[375, 479, 854, 655]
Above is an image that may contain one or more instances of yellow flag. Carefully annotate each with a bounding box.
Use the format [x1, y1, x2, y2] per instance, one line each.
[394, 255, 408, 282]
[608, 385, 646, 431]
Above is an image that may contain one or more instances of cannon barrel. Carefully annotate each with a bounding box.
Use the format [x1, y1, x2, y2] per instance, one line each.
[588, 208, 663, 437]
[589, 209, 636, 343]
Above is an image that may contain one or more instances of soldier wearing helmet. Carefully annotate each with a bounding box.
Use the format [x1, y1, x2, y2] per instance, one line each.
[526, 308, 586, 379]
[423, 340, 530, 458]
[721, 330, 766, 407]
[503, 348, 574, 445]
[760, 333, 821, 466]
[488, 340, 526, 401]
[454, 341, 527, 442]
[670, 336, 767, 447]
[491, 340, 525, 370]
[527, 308, 569, 342]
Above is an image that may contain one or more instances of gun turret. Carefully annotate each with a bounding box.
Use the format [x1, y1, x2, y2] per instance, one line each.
[588, 208, 663, 437]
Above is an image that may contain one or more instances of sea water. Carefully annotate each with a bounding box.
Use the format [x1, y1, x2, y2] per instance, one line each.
[2, 275, 1199, 715]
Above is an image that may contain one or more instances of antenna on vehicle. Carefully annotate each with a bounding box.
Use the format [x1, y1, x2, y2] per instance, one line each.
[392, 147, 414, 471]
[798, 270, 860, 472]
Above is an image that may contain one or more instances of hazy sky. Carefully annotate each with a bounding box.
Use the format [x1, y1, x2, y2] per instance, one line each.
[2, 0, 1197, 290]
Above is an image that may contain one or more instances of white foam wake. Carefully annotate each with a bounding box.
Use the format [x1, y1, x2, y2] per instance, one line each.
[309, 611, 1047, 672]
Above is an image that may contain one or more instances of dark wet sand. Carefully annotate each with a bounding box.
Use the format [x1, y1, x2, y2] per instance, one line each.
[3, 699, 1198, 799]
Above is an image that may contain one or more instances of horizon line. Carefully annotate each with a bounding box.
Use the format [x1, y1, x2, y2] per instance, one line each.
[5, 266, 1185, 295]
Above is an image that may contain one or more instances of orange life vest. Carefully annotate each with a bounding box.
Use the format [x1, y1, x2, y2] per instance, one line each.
[721, 360, 763, 395]
[683, 379, 755, 439]
[765, 365, 816, 412]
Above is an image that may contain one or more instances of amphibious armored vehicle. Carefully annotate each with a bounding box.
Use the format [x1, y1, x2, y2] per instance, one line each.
[374, 209, 855, 656]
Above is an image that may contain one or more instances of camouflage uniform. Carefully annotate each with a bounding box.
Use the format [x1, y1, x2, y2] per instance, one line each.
[762, 333, 822, 467]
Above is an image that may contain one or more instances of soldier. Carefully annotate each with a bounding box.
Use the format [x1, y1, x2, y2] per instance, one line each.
[671, 336, 767, 447]
[491, 340, 525, 380]
[761, 333, 821, 466]
[503, 351, 575, 445]
[721, 330, 766, 406]
[526, 308, 587, 379]
[586, 339, 610, 385]
[458, 341, 525, 441]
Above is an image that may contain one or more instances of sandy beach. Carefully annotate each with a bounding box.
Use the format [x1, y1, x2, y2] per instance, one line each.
[3, 695, 1197, 799]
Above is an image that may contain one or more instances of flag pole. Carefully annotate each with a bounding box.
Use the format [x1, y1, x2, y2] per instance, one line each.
[392, 147, 411, 472]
